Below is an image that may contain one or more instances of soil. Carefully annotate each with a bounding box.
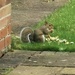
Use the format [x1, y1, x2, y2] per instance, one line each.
[11, 0, 68, 35]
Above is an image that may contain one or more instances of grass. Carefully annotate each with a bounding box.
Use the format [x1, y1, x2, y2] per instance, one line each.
[0, 68, 13, 75]
[11, 0, 75, 52]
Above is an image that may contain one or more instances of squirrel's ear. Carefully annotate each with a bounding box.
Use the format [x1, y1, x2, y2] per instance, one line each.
[49, 24, 53, 26]
[45, 21, 48, 25]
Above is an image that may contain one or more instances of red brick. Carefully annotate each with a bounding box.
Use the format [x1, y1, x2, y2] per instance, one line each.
[0, 50, 2, 57]
[0, 3, 11, 19]
[0, 39, 5, 50]
[5, 35, 11, 47]
[7, 24, 11, 34]
[0, 0, 7, 7]
[0, 25, 11, 39]
[1, 27, 7, 38]
[0, 0, 11, 7]
[0, 30, 2, 39]
[1, 24, 11, 37]
[0, 15, 11, 28]
[6, 0, 11, 4]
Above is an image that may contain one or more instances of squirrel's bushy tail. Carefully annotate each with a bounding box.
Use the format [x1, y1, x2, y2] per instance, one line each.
[20, 27, 33, 43]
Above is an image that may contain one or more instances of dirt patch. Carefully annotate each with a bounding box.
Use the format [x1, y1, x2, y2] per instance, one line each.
[11, 0, 69, 35]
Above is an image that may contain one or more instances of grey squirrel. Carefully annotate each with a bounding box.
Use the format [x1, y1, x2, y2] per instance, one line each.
[20, 22, 54, 43]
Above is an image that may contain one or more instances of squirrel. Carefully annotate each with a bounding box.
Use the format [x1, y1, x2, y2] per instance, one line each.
[20, 21, 54, 43]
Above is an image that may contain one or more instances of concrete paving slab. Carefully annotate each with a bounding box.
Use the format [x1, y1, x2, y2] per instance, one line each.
[41, 52, 69, 56]
[52, 56, 74, 67]
[22, 52, 75, 67]
[0, 51, 41, 68]
[8, 66, 62, 75]
[1, 51, 75, 74]
[0, 51, 40, 74]
[3, 50, 39, 58]
[53, 52, 75, 67]
[60, 68, 75, 75]
[22, 53, 56, 66]
[68, 52, 75, 57]
[55, 52, 69, 56]
[37, 51, 55, 56]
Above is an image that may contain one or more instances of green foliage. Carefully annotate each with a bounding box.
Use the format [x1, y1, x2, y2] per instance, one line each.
[0, 68, 13, 75]
[11, 0, 75, 52]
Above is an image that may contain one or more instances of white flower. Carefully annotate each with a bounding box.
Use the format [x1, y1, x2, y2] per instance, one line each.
[65, 42, 69, 44]
[62, 39, 67, 43]
[70, 42, 74, 44]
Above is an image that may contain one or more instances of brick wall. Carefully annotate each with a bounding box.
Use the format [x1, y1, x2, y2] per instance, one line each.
[0, 0, 11, 57]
